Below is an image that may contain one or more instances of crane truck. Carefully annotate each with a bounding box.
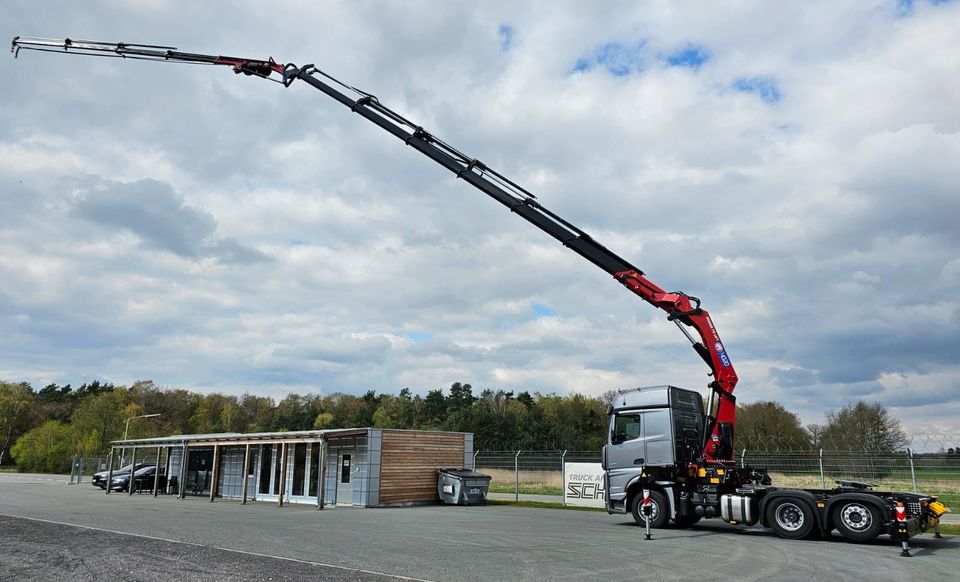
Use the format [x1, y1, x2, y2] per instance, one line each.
[11, 36, 949, 554]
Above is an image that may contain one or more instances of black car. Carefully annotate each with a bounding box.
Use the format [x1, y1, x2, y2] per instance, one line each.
[108, 465, 164, 492]
[91, 462, 153, 489]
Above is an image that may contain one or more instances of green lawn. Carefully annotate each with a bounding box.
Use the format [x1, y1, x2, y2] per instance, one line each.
[488, 484, 563, 496]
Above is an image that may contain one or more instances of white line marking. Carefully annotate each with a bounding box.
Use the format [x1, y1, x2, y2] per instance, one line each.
[0, 512, 435, 582]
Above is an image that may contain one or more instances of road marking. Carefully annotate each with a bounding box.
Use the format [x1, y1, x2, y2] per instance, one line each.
[0, 512, 435, 582]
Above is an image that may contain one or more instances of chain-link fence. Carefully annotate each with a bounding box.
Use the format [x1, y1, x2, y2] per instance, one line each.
[476, 434, 960, 507]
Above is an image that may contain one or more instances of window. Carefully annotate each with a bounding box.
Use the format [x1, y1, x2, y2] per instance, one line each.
[273, 445, 282, 495]
[340, 454, 351, 484]
[612, 413, 642, 444]
[308, 444, 320, 497]
[292, 443, 307, 496]
[258, 445, 272, 495]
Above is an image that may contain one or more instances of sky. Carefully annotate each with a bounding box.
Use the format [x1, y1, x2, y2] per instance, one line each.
[2, 1, 958, 433]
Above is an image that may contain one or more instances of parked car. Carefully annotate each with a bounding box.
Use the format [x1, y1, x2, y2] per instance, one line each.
[92, 462, 153, 489]
[109, 465, 164, 493]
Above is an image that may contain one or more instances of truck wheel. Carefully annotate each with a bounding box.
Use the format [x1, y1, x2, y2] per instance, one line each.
[831, 501, 882, 543]
[766, 498, 814, 540]
[631, 490, 669, 529]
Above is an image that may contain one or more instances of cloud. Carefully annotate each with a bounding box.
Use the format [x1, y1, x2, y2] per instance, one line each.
[73, 179, 269, 264]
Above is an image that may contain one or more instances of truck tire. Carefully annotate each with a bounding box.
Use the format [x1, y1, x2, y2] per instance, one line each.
[766, 498, 814, 540]
[831, 501, 882, 543]
[631, 490, 669, 529]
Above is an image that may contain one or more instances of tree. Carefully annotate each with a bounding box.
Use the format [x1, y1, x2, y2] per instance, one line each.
[0, 382, 36, 466]
[736, 401, 811, 450]
[70, 389, 129, 456]
[10, 420, 75, 473]
[821, 401, 908, 453]
[423, 389, 447, 427]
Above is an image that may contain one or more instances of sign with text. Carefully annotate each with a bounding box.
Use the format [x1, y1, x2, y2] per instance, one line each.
[564, 462, 605, 508]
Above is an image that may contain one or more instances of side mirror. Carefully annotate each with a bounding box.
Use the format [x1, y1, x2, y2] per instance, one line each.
[611, 432, 626, 445]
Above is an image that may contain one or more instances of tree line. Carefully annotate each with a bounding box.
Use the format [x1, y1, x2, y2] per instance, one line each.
[0, 378, 923, 474]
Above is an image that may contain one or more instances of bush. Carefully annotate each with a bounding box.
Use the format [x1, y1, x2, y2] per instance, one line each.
[10, 420, 74, 473]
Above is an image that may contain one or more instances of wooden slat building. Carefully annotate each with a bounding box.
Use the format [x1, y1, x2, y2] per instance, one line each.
[107, 428, 474, 508]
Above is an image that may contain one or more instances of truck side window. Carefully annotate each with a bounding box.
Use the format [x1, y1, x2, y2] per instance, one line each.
[611, 413, 642, 444]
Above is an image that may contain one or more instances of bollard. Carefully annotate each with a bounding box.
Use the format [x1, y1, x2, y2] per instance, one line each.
[642, 489, 653, 540]
[895, 501, 910, 557]
[740, 448, 746, 469]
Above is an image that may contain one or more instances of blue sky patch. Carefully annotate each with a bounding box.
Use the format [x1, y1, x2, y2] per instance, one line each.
[532, 303, 557, 317]
[898, 0, 952, 17]
[733, 76, 782, 104]
[572, 41, 647, 76]
[666, 44, 710, 70]
[407, 331, 433, 343]
[498, 25, 514, 52]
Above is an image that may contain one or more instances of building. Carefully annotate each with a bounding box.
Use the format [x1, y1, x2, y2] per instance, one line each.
[107, 428, 474, 507]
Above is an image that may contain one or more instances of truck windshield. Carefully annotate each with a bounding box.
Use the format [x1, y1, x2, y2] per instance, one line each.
[612, 413, 641, 444]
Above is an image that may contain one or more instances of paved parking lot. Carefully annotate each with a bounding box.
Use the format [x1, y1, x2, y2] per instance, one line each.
[1, 473, 957, 581]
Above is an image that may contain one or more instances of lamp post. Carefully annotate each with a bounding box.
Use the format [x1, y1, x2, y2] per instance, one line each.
[120, 413, 161, 466]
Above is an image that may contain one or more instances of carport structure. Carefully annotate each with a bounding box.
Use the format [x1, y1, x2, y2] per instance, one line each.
[105, 428, 473, 508]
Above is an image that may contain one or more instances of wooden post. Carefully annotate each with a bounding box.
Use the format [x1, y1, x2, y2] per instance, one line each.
[105, 448, 115, 495]
[278, 443, 288, 507]
[241, 443, 251, 505]
[317, 437, 327, 509]
[128, 446, 138, 495]
[209, 444, 221, 502]
[153, 446, 162, 496]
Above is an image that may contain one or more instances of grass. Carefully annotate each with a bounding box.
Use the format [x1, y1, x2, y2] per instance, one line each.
[488, 484, 563, 495]
[487, 499, 604, 512]
[479, 468, 564, 496]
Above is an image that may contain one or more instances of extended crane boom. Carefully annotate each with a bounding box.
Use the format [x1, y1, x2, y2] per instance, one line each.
[12, 36, 738, 461]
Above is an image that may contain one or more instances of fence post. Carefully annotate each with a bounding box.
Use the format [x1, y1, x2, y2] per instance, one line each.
[69, 454, 77, 484]
[819, 448, 825, 488]
[514, 450, 521, 501]
[78, 457, 85, 484]
[561, 450, 568, 506]
[473, 449, 480, 471]
[908, 448, 918, 492]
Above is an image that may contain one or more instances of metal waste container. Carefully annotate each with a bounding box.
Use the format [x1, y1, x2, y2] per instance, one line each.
[437, 468, 491, 505]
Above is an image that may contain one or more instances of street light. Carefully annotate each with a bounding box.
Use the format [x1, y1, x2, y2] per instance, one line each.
[120, 413, 161, 466]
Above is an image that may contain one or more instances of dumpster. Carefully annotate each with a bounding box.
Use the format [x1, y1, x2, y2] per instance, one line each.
[437, 468, 491, 505]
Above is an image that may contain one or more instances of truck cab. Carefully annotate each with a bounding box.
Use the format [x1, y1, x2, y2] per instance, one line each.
[603, 386, 705, 517]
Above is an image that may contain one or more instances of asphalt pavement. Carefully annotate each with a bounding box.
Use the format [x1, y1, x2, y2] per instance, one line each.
[0, 473, 957, 581]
